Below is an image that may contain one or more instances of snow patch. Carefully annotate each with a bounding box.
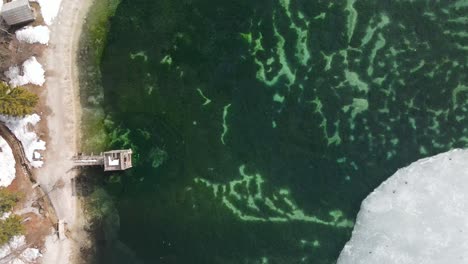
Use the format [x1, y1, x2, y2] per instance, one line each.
[0, 235, 41, 263]
[0, 136, 16, 187]
[0, 236, 25, 259]
[5, 57, 45, 87]
[15, 26, 50, 44]
[0, 212, 11, 220]
[8, 235, 25, 250]
[0, 114, 46, 168]
[21, 248, 42, 262]
[31, 0, 63, 25]
[338, 149, 468, 264]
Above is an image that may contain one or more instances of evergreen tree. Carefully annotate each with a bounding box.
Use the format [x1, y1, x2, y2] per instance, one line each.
[0, 82, 38, 116]
[0, 188, 20, 214]
[0, 188, 23, 246]
[0, 215, 24, 245]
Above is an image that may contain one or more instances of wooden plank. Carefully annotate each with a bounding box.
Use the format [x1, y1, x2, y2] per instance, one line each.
[58, 219, 66, 240]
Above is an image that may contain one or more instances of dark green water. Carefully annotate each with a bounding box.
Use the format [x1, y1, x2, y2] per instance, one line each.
[90, 0, 467, 263]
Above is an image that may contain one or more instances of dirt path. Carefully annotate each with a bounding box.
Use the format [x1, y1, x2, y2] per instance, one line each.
[35, 0, 93, 263]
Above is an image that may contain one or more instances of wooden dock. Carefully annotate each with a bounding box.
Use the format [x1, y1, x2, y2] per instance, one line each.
[72, 149, 133, 171]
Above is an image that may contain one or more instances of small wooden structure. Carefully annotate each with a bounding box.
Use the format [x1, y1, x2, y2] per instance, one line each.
[58, 219, 66, 240]
[1, 0, 35, 26]
[103, 149, 133, 171]
[72, 149, 133, 171]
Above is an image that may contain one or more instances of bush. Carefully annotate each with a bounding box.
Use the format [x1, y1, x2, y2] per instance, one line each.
[0, 82, 38, 116]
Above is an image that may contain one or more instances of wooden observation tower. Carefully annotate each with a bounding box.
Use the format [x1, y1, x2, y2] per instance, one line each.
[72, 149, 133, 171]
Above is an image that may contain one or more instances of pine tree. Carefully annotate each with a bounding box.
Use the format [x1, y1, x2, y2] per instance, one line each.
[0, 82, 38, 116]
[0, 188, 20, 214]
[0, 215, 24, 245]
[0, 188, 23, 246]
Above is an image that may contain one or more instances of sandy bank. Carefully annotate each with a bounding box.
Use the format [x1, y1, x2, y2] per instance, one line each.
[36, 0, 93, 263]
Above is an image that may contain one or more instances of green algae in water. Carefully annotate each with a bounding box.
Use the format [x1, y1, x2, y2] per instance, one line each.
[95, 0, 468, 263]
[78, 0, 122, 153]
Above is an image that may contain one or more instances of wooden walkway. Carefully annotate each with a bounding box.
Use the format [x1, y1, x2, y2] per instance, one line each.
[72, 154, 104, 166]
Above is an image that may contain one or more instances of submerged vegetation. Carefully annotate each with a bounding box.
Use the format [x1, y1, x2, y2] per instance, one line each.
[78, 0, 122, 152]
[76, 1, 130, 262]
[85, 0, 122, 64]
[0, 82, 38, 117]
[84, 187, 117, 223]
[81, 0, 468, 262]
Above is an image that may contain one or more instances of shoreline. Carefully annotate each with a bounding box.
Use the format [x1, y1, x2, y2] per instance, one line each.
[36, 0, 94, 263]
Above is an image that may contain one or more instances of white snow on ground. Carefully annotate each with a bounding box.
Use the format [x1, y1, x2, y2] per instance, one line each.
[31, 0, 63, 25]
[0, 136, 16, 187]
[0, 114, 46, 168]
[0, 235, 42, 263]
[5, 57, 45, 87]
[0, 0, 3, 11]
[15, 26, 50, 44]
[8, 236, 25, 251]
[0, 236, 25, 259]
[21, 248, 42, 262]
[337, 149, 468, 264]
[1, 212, 11, 220]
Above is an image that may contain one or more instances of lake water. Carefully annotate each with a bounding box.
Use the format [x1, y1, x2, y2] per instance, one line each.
[89, 0, 468, 263]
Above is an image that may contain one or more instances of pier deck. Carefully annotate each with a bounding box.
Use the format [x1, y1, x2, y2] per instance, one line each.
[72, 149, 133, 171]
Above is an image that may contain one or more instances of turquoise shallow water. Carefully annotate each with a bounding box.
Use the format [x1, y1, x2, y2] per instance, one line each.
[90, 0, 467, 263]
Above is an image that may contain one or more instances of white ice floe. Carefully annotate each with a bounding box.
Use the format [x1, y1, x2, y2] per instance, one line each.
[31, 0, 62, 25]
[0, 114, 46, 168]
[0, 136, 16, 187]
[338, 149, 468, 264]
[5, 57, 45, 87]
[0, 235, 42, 263]
[15, 26, 50, 44]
